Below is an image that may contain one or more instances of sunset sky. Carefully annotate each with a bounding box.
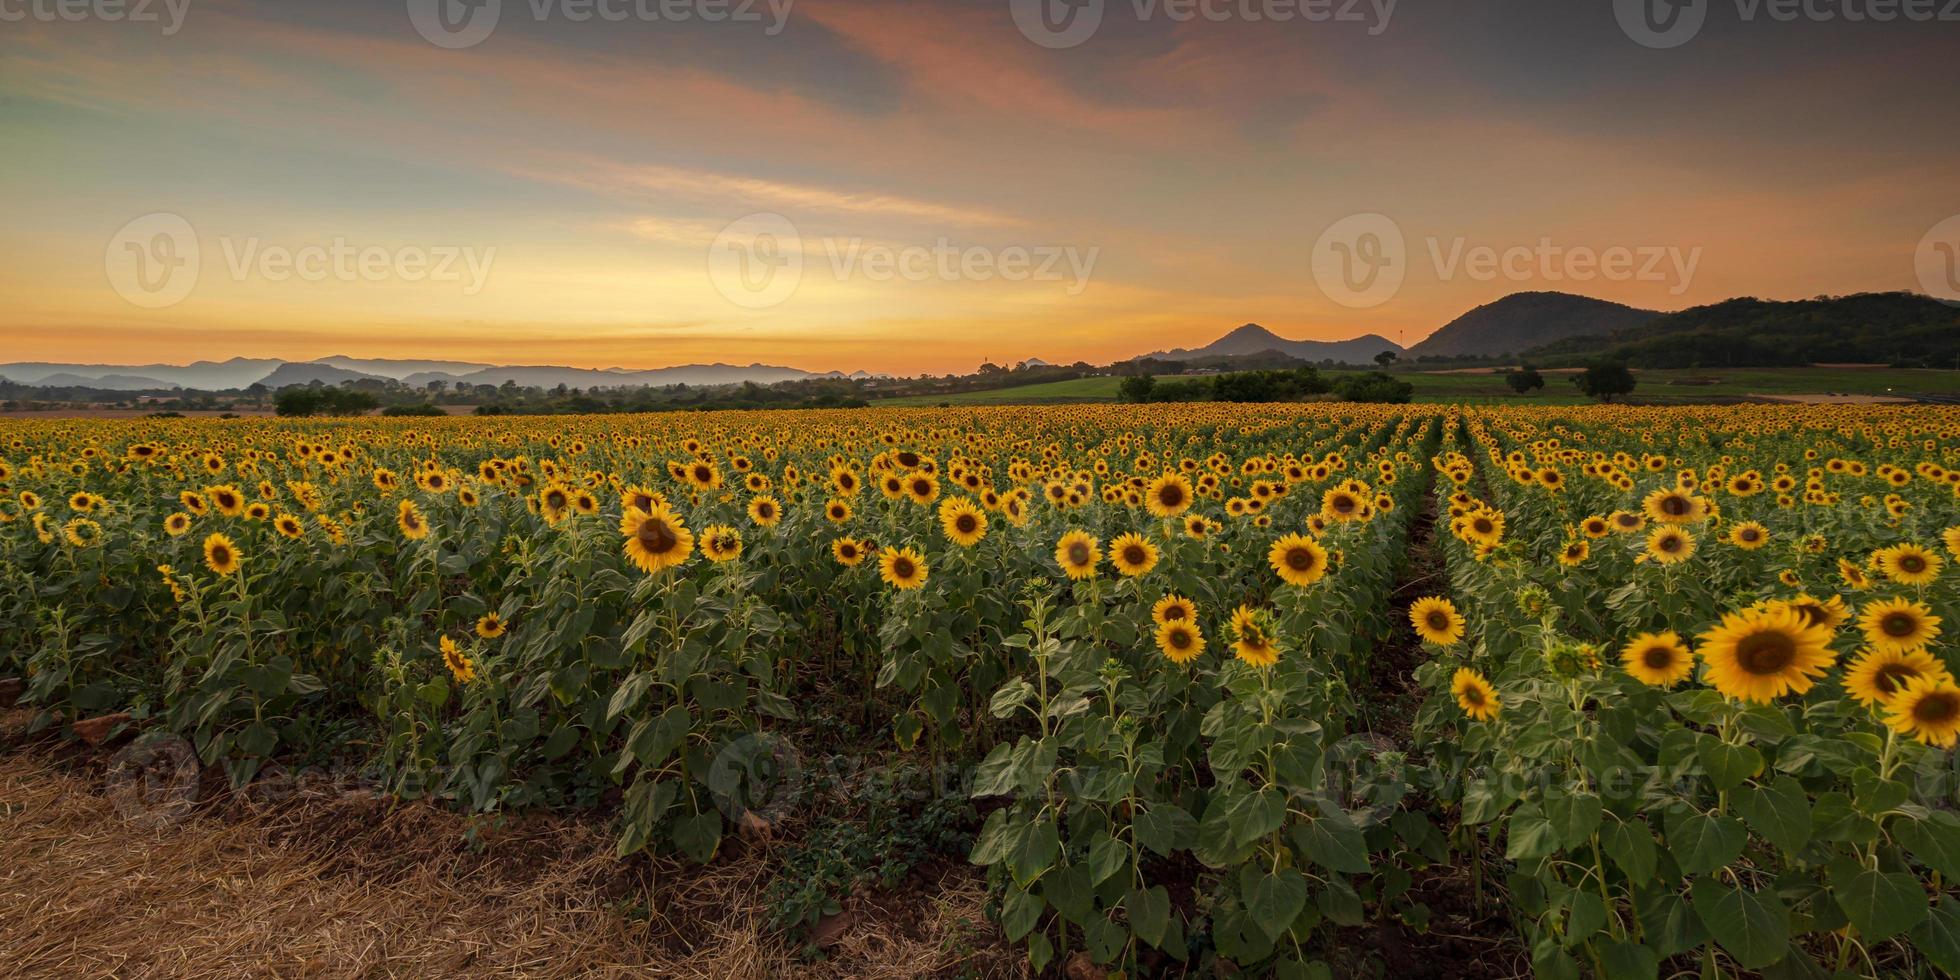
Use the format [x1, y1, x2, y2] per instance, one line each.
[2, 0, 1955, 375]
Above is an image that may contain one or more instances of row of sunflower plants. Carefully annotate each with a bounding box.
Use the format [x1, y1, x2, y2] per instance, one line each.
[956, 414, 1443, 976]
[1410, 407, 1960, 979]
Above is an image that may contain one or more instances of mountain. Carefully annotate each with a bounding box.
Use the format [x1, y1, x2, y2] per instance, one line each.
[415, 362, 819, 390]
[1524, 292, 1960, 368]
[1407, 292, 1660, 359]
[30, 373, 174, 390]
[0, 357, 281, 390]
[255, 362, 390, 388]
[1139, 324, 1405, 365]
[313, 356, 493, 380]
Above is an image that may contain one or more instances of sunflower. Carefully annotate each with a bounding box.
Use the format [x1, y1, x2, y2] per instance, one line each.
[1645, 526, 1696, 564]
[1643, 487, 1708, 525]
[203, 532, 242, 575]
[476, 612, 507, 639]
[1726, 522, 1769, 550]
[1145, 473, 1194, 518]
[1230, 605, 1281, 669]
[622, 485, 665, 514]
[538, 485, 572, 523]
[1840, 558, 1871, 590]
[1558, 539, 1590, 566]
[1321, 486, 1364, 522]
[1452, 668, 1500, 722]
[1698, 604, 1837, 703]
[398, 499, 430, 540]
[832, 537, 868, 567]
[273, 513, 304, 539]
[747, 495, 782, 527]
[1858, 597, 1941, 654]
[825, 498, 853, 523]
[163, 512, 192, 536]
[1876, 544, 1942, 586]
[938, 497, 988, 547]
[878, 546, 929, 590]
[207, 484, 245, 517]
[1268, 533, 1328, 587]
[1885, 677, 1960, 747]
[1409, 596, 1466, 647]
[1055, 530, 1101, 580]
[1844, 647, 1951, 709]
[62, 518, 101, 547]
[1460, 509, 1506, 547]
[1107, 532, 1160, 577]
[1945, 525, 1960, 561]
[1608, 510, 1645, 534]
[1155, 620, 1205, 665]
[1778, 594, 1849, 632]
[1620, 631, 1695, 688]
[620, 504, 694, 574]
[1152, 594, 1197, 627]
[440, 635, 478, 685]
[701, 524, 744, 562]
[1579, 515, 1610, 538]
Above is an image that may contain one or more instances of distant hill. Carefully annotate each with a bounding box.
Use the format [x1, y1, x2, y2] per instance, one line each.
[1139, 324, 1404, 365]
[314, 355, 493, 379]
[30, 372, 173, 390]
[256, 362, 389, 388]
[1525, 292, 1960, 368]
[0, 357, 280, 390]
[412, 363, 821, 390]
[1407, 292, 1660, 360]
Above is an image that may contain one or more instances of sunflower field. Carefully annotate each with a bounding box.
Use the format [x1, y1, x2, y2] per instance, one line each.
[1, 404, 1958, 977]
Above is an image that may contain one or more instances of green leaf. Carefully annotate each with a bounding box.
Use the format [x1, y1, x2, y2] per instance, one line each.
[1247, 869, 1309, 942]
[1506, 802, 1559, 863]
[1546, 791, 1603, 849]
[1002, 886, 1043, 941]
[1026, 930, 1054, 973]
[1734, 776, 1811, 855]
[1696, 735, 1763, 793]
[1599, 939, 1659, 980]
[1227, 787, 1286, 848]
[1691, 878, 1789, 971]
[1011, 817, 1060, 885]
[1127, 886, 1171, 949]
[1083, 914, 1126, 964]
[1296, 808, 1372, 873]
[1086, 835, 1128, 885]
[1667, 809, 1745, 876]
[1134, 804, 1197, 857]
[671, 811, 722, 864]
[1606, 819, 1658, 885]
[1911, 896, 1960, 977]
[1829, 858, 1927, 942]
[1043, 864, 1093, 924]
[1897, 810, 1960, 879]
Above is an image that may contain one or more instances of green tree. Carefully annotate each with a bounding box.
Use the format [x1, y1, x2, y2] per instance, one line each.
[1117, 374, 1157, 404]
[1506, 365, 1546, 395]
[1573, 361, 1636, 402]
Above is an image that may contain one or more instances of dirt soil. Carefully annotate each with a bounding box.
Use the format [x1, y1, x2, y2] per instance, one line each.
[0, 746, 1012, 979]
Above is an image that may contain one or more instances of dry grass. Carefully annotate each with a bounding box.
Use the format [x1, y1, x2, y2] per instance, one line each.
[0, 750, 1015, 979]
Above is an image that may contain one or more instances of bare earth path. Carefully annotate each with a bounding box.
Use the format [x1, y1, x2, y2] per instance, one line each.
[0, 750, 1000, 979]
